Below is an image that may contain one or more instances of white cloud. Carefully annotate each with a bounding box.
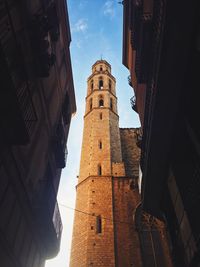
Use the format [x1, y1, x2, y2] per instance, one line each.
[72, 18, 88, 33]
[103, 0, 115, 18]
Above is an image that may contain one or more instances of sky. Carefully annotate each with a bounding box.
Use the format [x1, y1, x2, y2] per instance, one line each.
[46, 1, 140, 267]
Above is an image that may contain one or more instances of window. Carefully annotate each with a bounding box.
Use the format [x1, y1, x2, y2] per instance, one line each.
[99, 77, 103, 89]
[91, 80, 94, 91]
[109, 79, 112, 90]
[100, 113, 103, 120]
[96, 215, 102, 233]
[98, 164, 102, 175]
[99, 140, 102, 149]
[99, 99, 104, 107]
[110, 98, 113, 110]
[100, 65, 103, 71]
[90, 98, 92, 110]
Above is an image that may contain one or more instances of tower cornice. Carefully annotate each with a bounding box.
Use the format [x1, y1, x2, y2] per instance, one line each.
[92, 59, 111, 69]
[87, 71, 116, 82]
[85, 89, 117, 100]
[84, 107, 119, 119]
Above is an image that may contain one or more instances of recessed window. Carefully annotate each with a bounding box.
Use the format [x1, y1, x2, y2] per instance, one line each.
[99, 99, 104, 107]
[109, 79, 112, 90]
[91, 80, 94, 91]
[110, 98, 113, 110]
[99, 140, 102, 149]
[96, 215, 102, 234]
[98, 164, 102, 175]
[100, 65, 103, 71]
[90, 98, 93, 110]
[99, 77, 103, 89]
[100, 113, 103, 120]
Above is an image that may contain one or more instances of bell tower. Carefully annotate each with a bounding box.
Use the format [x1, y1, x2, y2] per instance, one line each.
[70, 60, 142, 267]
[79, 60, 124, 182]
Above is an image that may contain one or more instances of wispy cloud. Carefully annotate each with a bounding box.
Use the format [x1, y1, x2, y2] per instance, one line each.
[72, 18, 88, 33]
[103, 0, 115, 18]
[78, 0, 88, 9]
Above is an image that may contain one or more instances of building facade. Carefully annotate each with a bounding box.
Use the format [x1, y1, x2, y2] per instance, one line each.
[0, 0, 76, 266]
[122, 0, 200, 266]
[70, 60, 172, 267]
[70, 60, 142, 267]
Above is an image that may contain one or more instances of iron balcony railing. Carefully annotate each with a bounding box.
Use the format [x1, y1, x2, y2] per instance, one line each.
[128, 75, 133, 87]
[130, 95, 138, 113]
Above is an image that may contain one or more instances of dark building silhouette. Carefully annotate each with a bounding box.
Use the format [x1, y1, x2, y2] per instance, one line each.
[123, 0, 200, 266]
[0, 0, 76, 266]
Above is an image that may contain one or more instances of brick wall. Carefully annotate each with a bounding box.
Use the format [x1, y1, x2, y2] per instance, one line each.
[120, 128, 140, 177]
[70, 176, 115, 267]
[113, 177, 142, 267]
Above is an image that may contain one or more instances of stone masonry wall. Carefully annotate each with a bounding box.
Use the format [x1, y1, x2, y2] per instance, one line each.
[112, 128, 142, 267]
[70, 176, 115, 267]
[113, 177, 142, 267]
[120, 128, 141, 177]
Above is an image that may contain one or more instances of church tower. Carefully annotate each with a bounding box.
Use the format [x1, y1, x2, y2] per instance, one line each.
[70, 60, 143, 267]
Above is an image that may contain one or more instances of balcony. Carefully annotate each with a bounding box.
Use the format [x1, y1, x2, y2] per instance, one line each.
[128, 75, 133, 87]
[52, 120, 67, 168]
[130, 95, 138, 113]
[32, 179, 63, 258]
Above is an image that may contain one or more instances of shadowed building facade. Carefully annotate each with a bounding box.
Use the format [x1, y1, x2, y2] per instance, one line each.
[0, 0, 76, 266]
[123, 0, 200, 266]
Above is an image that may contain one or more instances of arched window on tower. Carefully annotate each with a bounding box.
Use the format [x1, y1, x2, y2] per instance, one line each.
[99, 140, 102, 149]
[91, 80, 94, 91]
[96, 215, 102, 234]
[99, 95, 104, 107]
[90, 98, 93, 111]
[100, 65, 103, 71]
[100, 113, 103, 120]
[99, 99, 104, 107]
[110, 98, 113, 110]
[109, 79, 112, 91]
[98, 164, 102, 175]
[99, 77, 103, 89]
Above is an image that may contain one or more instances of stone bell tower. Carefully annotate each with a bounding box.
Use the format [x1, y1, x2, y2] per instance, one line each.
[70, 60, 143, 267]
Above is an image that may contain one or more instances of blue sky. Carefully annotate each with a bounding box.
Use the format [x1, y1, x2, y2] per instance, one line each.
[46, 1, 140, 267]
